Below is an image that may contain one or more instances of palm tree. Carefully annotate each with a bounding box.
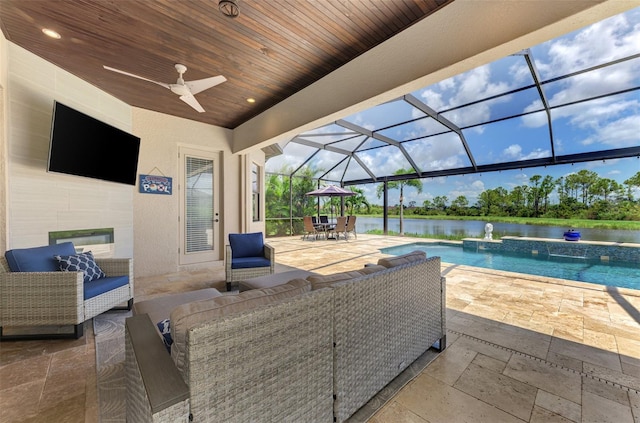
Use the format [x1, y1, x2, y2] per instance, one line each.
[376, 169, 422, 236]
[345, 187, 370, 215]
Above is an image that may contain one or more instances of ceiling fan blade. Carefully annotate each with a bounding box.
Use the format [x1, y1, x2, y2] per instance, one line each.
[179, 94, 205, 113]
[185, 75, 227, 95]
[103, 65, 171, 90]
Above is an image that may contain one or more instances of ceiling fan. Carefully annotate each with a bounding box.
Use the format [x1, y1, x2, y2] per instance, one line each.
[103, 64, 226, 113]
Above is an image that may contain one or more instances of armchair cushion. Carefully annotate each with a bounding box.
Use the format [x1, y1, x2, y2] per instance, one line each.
[231, 256, 271, 269]
[54, 251, 106, 283]
[229, 232, 264, 258]
[5, 242, 76, 272]
[83, 275, 129, 300]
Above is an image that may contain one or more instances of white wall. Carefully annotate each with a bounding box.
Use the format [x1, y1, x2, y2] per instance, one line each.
[4, 43, 135, 257]
[132, 107, 252, 277]
[2, 41, 263, 278]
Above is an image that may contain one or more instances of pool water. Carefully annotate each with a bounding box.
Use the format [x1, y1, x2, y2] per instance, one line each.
[380, 243, 640, 291]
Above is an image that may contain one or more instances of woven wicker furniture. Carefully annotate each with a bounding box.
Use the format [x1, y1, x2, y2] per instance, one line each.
[125, 252, 445, 422]
[0, 244, 134, 340]
[225, 232, 274, 291]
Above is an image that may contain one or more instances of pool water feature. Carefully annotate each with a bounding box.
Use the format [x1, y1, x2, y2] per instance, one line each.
[380, 242, 640, 291]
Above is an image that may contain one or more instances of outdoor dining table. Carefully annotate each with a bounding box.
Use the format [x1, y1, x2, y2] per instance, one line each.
[314, 222, 335, 239]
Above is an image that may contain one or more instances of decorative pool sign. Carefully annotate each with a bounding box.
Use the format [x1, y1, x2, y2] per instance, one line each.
[139, 174, 172, 195]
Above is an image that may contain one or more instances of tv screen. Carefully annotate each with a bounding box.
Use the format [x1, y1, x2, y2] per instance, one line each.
[47, 101, 141, 186]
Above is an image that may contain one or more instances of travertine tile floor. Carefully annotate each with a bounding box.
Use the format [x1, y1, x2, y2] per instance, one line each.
[1, 234, 639, 422]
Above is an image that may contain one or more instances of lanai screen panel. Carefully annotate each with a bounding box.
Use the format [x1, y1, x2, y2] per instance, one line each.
[531, 9, 640, 81]
[266, 143, 318, 173]
[440, 87, 542, 129]
[297, 123, 360, 145]
[342, 99, 427, 130]
[402, 133, 472, 171]
[339, 159, 371, 182]
[300, 149, 350, 179]
[550, 91, 639, 155]
[377, 115, 450, 141]
[543, 58, 640, 108]
[355, 145, 414, 176]
[412, 55, 536, 112]
[463, 111, 552, 166]
[330, 134, 370, 152]
[267, 8, 640, 185]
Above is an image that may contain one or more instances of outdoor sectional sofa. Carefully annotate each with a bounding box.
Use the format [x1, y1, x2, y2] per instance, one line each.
[125, 251, 446, 422]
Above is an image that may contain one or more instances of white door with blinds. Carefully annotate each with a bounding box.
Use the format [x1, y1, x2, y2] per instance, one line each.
[178, 147, 220, 265]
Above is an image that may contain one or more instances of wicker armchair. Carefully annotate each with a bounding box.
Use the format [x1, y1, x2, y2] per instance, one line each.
[225, 232, 274, 291]
[0, 243, 133, 340]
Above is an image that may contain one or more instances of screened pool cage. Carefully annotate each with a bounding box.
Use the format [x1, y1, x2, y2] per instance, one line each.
[265, 9, 640, 237]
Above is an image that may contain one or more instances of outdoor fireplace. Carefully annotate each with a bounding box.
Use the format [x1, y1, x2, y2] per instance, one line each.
[48, 228, 115, 257]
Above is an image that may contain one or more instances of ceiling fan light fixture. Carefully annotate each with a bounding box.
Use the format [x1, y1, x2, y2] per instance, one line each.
[218, 0, 240, 18]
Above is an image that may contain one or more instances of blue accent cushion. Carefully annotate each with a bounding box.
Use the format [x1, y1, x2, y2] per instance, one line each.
[54, 251, 106, 283]
[5, 242, 77, 272]
[231, 256, 271, 269]
[83, 275, 129, 300]
[156, 319, 173, 353]
[229, 232, 264, 259]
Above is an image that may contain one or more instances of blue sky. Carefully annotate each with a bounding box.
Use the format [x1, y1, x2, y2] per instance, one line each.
[267, 7, 640, 206]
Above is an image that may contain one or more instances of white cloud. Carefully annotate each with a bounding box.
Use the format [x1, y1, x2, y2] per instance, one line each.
[500, 144, 550, 161]
[538, 12, 640, 79]
[503, 144, 522, 158]
[579, 114, 640, 147]
[447, 179, 486, 203]
[522, 10, 640, 143]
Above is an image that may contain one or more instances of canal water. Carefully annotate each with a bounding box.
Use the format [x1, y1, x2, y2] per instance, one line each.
[356, 217, 640, 243]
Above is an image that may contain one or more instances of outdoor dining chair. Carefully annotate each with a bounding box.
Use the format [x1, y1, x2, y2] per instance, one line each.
[345, 215, 357, 239]
[330, 216, 348, 240]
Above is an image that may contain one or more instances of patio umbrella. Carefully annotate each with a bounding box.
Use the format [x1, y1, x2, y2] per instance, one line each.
[306, 185, 355, 222]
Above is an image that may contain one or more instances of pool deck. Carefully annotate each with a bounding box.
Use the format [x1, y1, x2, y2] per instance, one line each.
[266, 234, 640, 422]
[1, 233, 638, 422]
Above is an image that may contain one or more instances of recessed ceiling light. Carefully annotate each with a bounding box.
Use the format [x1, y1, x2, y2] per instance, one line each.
[42, 28, 61, 39]
[246, 98, 256, 104]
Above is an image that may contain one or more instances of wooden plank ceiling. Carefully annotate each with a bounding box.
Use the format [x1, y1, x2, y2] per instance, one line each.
[0, 0, 452, 129]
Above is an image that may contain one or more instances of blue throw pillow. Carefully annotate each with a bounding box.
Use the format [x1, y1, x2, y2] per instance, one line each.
[54, 251, 106, 283]
[229, 232, 264, 258]
[156, 319, 173, 353]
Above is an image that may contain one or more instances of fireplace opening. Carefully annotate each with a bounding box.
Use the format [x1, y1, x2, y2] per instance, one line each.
[49, 228, 115, 257]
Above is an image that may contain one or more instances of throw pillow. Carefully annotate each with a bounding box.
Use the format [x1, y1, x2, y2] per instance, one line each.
[156, 318, 173, 353]
[54, 251, 106, 283]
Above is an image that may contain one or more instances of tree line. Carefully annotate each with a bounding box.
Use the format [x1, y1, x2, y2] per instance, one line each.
[400, 169, 640, 221]
[265, 168, 640, 236]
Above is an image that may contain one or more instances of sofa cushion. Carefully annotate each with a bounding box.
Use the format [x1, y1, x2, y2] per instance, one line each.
[306, 265, 387, 290]
[170, 278, 310, 371]
[307, 270, 365, 290]
[231, 256, 271, 269]
[358, 264, 387, 275]
[5, 242, 76, 272]
[55, 251, 106, 283]
[240, 269, 317, 291]
[229, 232, 264, 258]
[83, 275, 129, 300]
[377, 250, 426, 268]
[133, 288, 223, 326]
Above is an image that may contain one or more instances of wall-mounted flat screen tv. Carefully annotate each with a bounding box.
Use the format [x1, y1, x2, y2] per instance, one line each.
[47, 101, 141, 186]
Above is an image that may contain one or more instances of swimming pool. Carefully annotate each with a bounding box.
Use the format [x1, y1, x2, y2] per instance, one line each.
[380, 243, 640, 290]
